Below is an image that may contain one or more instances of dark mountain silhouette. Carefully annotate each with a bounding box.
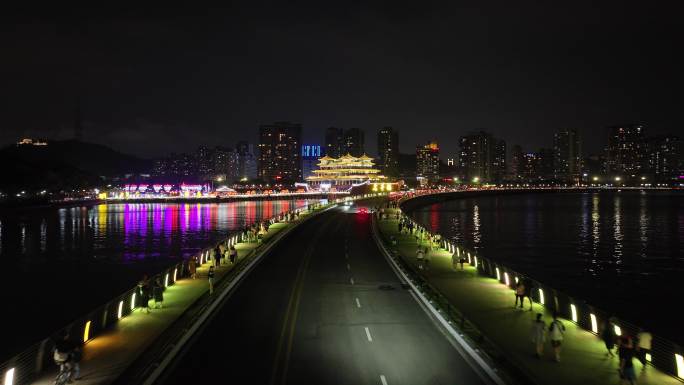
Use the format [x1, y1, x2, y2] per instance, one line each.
[0, 140, 151, 192]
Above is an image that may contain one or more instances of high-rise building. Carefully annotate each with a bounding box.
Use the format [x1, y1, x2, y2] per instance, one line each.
[510, 145, 524, 180]
[236, 141, 257, 181]
[196, 146, 214, 177]
[553, 129, 582, 183]
[344, 128, 365, 157]
[301, 144, 322, 179]
[325, 127, 344, 158]
[537, 148, 555, 180]
[213, 146, 239, 182]
[258, 122, 302, 183]
[458, 131, 506, 183]
[605, 124, 648, 176]
[416, 141, 440, 182]
[377, 127, 399, 177]
[648, 135, 682, 182]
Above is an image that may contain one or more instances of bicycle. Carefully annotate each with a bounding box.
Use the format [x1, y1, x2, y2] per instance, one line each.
[53, 357, 74, 385]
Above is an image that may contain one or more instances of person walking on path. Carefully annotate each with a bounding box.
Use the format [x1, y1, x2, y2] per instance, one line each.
[530, 313, 546, 358]
[153, 276, 164, 309]
[208, 266, 215, 295]
[514, 281, 526, 309]
[423, 247, 431, 270]
[636, 329, 652, 369]
[137, 274, 151, 314]
[451, 251, 459, 270]
[548, 312, 566, 362]
[523, 278, 534, 311]
[601, 318, 617, 358]
[229, 245, 238, 264]
[214, 245, 222, 268]
[619, 336, 637, 384]
[189, 257, 197, 279]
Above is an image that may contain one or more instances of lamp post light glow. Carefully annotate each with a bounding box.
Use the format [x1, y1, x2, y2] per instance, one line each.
[83, 321, 91, 343]
[165, 273, 169, 287]
[514, 276, 519, 284]
[570, 304, 578, 322]
[174, 268, 178, 282]
[590, 313, 598, 333]
[472, 177, 480, 183]
[538, 288, 545, 305]
[496, 267, 501, 281]
[614, 325, 622, 336]
[473, 256, 478, 268]
[131, 292, 136, 310]
[676, 353, 684, 379]
[117, 300, 124, 319]
[504, 272, 510, 287]
[456, 247, 460, 257]
[4, 368, 15, 385]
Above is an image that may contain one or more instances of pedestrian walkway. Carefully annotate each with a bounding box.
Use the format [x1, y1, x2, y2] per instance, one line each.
[377, 208, 681, 385]
[28, 209, 318, 385]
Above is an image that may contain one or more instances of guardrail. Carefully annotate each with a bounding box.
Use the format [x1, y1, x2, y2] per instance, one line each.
[0, 202, 331, 385]
[395, 191, 684, 382]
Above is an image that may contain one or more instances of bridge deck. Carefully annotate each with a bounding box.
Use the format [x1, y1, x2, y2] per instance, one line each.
[378, 207, 681, 385]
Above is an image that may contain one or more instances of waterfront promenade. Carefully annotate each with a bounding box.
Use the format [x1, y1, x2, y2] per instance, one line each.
[25, 211, 309, 385]
[376, 207, 681, 385]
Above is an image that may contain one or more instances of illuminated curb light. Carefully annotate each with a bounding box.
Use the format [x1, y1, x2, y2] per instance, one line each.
[495, 267, 501, 281]
[83, 321, 91, 343]
[456, 247, 460, 257]
[645, 353, 652, 362]
[677, 354, 684, 379]
[117, 301, 124, 319]
[590, 313, 598, 333]
[131, 293, 136, 310]
[174, 268, 178, 282]
[614, 325, 622, 336]
[165, 273, 169, 287]
[514, 276, 519, 284]
[473, 256, 478, 268]
[504, 272, 510, 286]
[538, 288, 545, 305]
[4, 368, 15, 385]
[570, 304, 578, 322]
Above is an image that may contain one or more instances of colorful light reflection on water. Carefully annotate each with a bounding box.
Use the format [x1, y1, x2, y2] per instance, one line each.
[0, 199, 311, 262]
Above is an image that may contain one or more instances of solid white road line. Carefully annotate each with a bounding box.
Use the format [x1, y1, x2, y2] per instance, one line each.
[355, 298, 361, 308]
[380, 375, 388, 385]
[350, 277, 355, 285]
[365, 327, 373, 342]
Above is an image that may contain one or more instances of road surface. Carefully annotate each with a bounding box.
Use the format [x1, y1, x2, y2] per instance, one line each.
[158, 201, 487, 385]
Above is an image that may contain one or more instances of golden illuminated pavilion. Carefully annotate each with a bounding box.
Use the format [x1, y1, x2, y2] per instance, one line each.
[306, 153, 386, 191]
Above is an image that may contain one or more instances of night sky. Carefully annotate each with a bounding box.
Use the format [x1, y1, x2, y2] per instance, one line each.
[1, 3, 682, 158]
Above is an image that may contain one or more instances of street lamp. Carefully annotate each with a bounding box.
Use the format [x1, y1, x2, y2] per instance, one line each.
[472, 177, 480, 183]
[615, 176, 621, 182]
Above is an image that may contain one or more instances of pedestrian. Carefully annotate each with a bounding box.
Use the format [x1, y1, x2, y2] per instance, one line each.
[636, 328, 652, 369]
[459, 255, 467, 270]
[390, 235, 397, 246]
[208, 266, 215, 295]
[531, 313, 546, 358]
[548, 312, 566, 362]
[189, 257, 197, 279]
[601, 318, 617, 358]
[214, 245, 221, 268]
[423, 247, 431, 269]
[229, 245, 237, 264]
[398, 221, 403, 233]
[137, 274, 151, 313]
[514, 281, 526, 309]
[153, 276, 164, 309]
[451, 251, 459, 270]
[619, 336, 637, 384]
[523, 278, 534, 311]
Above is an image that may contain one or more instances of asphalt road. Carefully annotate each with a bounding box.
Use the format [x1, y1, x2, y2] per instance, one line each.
[159, 201, 486, 385]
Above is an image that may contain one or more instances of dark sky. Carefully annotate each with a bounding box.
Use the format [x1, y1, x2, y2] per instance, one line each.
[1, 2, 682, 159]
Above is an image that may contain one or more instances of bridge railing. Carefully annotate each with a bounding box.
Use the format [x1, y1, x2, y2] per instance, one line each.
[0, 204, 320, 385]
[394, 192, 684, 382]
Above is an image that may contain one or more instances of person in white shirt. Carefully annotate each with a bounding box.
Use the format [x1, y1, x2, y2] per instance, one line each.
[548, 312, 566, 362]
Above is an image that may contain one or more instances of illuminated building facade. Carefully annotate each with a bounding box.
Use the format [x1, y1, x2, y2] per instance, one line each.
[416, 141, 440, 181]
[301, 144, 322, 179]
[459, 131, 506, 183]
[306, 154, 386, 191]
[258, 121, 302, 183]
[605, 124, 648, 176]
[553, 129, 582, 183]
[377, 127, 399, 177]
